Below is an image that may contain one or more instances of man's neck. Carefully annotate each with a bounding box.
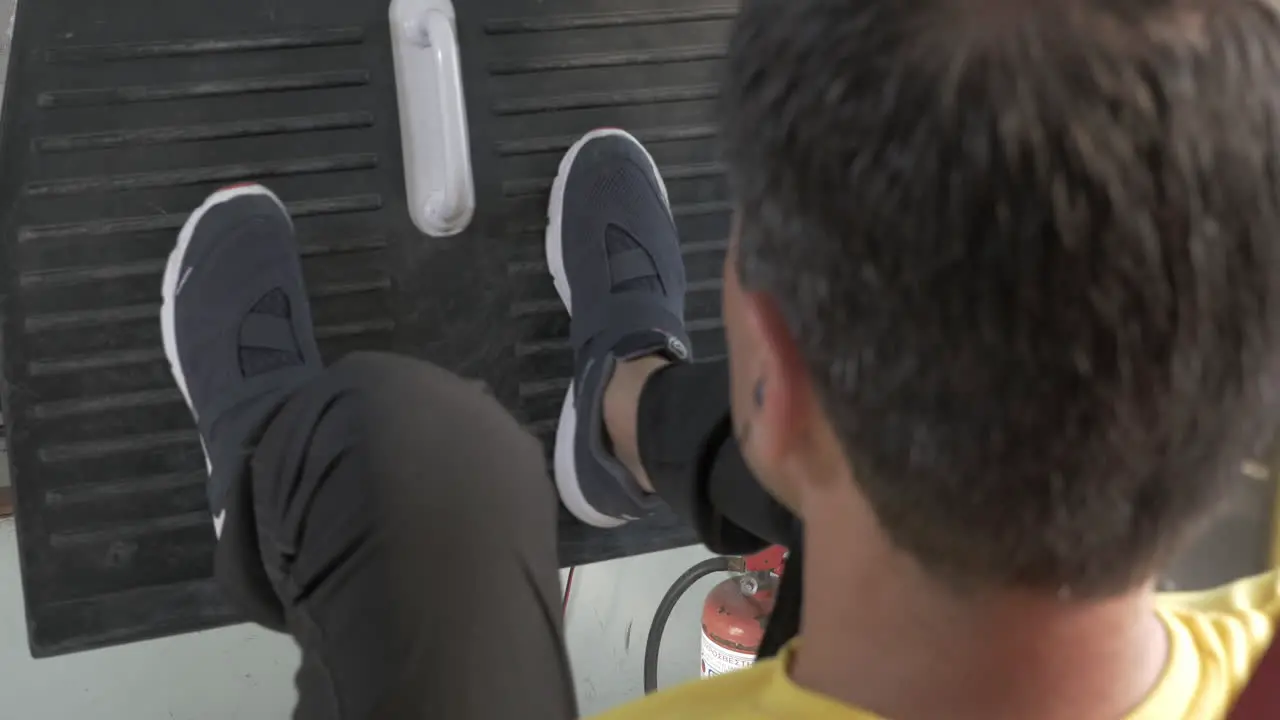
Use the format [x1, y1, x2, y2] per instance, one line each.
[789, 490, 1169, 720]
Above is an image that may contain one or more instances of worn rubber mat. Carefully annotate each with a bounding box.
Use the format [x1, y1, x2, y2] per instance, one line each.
[0, 0, 733, 655]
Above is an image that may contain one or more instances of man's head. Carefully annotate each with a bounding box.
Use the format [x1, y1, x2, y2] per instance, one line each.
[720, 0, 1280, 598]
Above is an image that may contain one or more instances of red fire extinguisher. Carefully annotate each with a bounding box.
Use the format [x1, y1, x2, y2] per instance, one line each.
[643, 546, 786, 693]
[700, 545, 785, 678]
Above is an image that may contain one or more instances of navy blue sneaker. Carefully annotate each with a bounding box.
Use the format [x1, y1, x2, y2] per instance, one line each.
[161, 184, 322, 537]
[547, 129, 692, 528]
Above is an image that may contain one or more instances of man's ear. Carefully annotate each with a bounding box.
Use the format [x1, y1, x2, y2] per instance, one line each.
[738, 289, 816, 468]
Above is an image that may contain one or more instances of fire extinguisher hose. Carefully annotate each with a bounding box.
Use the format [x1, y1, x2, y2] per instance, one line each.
[643, 556, 735, 694]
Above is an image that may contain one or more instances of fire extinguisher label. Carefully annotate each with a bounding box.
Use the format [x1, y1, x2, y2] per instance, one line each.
[700, 630, 756, 678]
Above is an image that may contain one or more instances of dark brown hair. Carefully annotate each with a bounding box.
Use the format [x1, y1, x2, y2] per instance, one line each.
[725, 0, 1280, 597]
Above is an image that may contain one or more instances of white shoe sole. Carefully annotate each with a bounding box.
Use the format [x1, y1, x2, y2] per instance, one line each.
[546, 129, 671, 529]
[159, 183, 289, 537]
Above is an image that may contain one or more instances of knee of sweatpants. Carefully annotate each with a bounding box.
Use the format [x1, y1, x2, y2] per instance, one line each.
[330, 352, 560, 546]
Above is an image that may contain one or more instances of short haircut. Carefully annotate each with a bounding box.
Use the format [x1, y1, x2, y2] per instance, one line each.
[724, 0, 1280, 598]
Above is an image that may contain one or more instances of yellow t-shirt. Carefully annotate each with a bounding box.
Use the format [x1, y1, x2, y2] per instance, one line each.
[593, 570, 1280, 720]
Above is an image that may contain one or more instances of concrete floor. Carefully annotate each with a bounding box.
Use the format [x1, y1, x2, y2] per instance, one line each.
[0, 522, 301, 718]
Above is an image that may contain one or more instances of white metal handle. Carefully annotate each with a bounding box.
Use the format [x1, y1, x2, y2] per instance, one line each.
[422, 13, 469, 229]
[390, 0, 475, 237]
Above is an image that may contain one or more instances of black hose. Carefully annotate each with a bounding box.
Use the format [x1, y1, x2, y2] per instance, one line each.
[643, 556, 734, 694]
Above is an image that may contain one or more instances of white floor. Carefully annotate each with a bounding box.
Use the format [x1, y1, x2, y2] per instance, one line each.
[0, 519, 300, 718]
[0, 518, 717, 718]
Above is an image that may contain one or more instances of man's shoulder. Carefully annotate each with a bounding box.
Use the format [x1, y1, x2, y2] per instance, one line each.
[588, 653, 884, 720]
[587, 660, 781, 720]
[1155, 569, 1280, 687]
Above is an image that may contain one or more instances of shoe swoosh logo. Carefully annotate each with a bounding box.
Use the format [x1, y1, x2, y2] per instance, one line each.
[176, 266, 194, 296]
[212, 509, 226, 539]
[576, 358, 595, 405]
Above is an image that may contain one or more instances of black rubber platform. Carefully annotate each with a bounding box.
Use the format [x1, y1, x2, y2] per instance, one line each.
[0, 0, 733, 655]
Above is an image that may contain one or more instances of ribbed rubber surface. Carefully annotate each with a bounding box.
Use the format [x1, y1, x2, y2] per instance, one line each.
[0, 0, 732, 655]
